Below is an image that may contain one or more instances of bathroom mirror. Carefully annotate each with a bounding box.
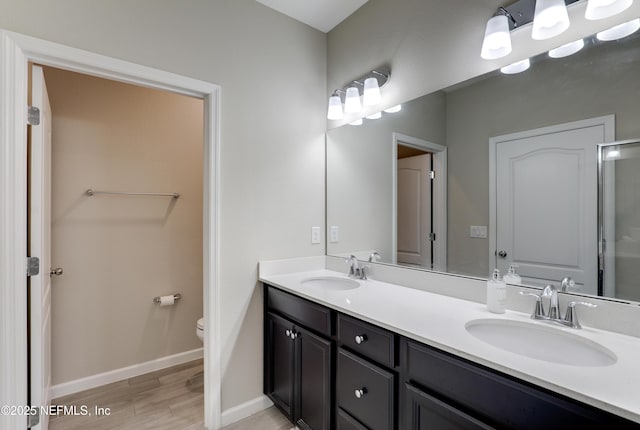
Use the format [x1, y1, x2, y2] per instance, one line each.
[326, 29, 640, 302]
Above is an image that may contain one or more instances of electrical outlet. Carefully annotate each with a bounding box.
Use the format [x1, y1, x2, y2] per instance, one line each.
[470, 225, 488, 238]
[330, 226, 339, 243]
[311, 226, 321, 244]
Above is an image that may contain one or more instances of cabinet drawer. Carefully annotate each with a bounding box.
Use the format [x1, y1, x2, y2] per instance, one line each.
[267, 286, 334, 336]
[402, 338, 637, 429]
[338, 314, 395, 367]
[337, 407, 369, 430]
[337, 348, 394, 430]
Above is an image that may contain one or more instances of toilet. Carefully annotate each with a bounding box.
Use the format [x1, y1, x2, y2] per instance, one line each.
[196, 317, 204, 342]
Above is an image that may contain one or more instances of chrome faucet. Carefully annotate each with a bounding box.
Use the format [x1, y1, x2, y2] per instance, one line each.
[368, 251, 381, 263]
[345, 255, 367, 280]
[520, 284, 597, 329]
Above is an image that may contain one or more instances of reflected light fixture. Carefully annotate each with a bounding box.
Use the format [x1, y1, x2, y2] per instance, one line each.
[585, 0, 633, 20]
[366, 112, 382, 119]
[349, 118, 363, 126]
[606, 148, 621, 159]
[532, 0, 570, 40]
[597, 18, 640, 41]
[327, 94, 344, 120]
[344, 86, 362, 113]
[363, 77, 382, 106]
[384, 104, 402, 113]
[548, 39, 585, 58]
[481, 14, 513, 60]
[500, 58, 531, 74]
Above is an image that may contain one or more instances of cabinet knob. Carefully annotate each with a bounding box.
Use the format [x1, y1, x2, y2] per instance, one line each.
[354, 335, 367, 345]
[290, 331, 298, 340]
[285, 329, 292, 337]
[354, 388, 367, 399]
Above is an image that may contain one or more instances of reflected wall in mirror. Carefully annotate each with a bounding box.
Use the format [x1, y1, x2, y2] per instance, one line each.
[326, 31, 640, 301]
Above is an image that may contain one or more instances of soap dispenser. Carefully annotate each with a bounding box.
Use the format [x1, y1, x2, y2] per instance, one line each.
[503, 264, 522, 285]
[486, 268, 506, 314]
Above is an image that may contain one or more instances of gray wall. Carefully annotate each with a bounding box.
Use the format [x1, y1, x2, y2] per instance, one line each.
[0, 0, 326, 412]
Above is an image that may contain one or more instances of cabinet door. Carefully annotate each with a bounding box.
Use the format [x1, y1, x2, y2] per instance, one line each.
[266, 312, 296, 419]
[296, 325, 333, 430]
[405, 384, 494, 430]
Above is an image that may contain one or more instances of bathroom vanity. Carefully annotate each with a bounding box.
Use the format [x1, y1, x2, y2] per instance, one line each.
[260, 260, 640, 430]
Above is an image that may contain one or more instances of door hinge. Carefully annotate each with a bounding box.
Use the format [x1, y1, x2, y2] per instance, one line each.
[428, 232, 436, 242]
[27, 257, 40, 277]
[28, 410, 40, 428]
[27, 106, 40, 126]
[428, 171, 435, 180]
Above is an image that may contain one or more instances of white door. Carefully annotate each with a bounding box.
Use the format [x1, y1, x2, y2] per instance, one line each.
[397, 153, 432, 267]
[30, 65, 53, 430]
[493, 123, 606, 295]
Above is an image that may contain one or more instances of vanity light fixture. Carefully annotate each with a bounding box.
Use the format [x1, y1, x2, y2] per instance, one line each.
[548, 39, 585, 58]
[500, 58, 531, 74]
[384, 104, 402, 113]
[327, 94, 344, 120]
[532, 0, 570, 40]
[366, 112, 382, 119]
[344, 86, 362, 113]
[326, 67, 391, 120]
[596, 18, 640, 41]
[585, 0, 633, 20]
[481, 13, 513, 60]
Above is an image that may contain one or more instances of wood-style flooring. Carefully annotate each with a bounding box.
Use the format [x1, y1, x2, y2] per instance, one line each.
[48, 359, 292, 430]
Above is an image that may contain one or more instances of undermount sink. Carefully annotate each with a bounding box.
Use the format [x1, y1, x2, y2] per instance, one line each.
[301, 276, 360, 291]
[465, 319, 617, 367]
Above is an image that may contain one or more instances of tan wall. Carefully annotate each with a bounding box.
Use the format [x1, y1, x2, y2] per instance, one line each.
[0, 0, 327, 410]
[45, 68, 204, 385]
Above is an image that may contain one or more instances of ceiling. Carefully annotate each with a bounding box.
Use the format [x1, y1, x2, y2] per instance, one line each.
[255, 0, 369, 33]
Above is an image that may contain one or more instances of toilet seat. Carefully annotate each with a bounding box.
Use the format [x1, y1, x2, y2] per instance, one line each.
[197, 318, 205, 331]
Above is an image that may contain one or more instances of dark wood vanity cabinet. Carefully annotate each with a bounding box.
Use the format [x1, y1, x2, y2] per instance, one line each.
[263, 284, 639, 430]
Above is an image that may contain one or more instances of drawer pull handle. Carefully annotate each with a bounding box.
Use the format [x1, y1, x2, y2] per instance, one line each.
[354, 388, 367, 399]
[354, 335, 368, 344]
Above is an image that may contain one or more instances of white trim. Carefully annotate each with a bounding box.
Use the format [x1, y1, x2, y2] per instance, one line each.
[51, 348, 204, 399]
[0, 29, 221, 430]
[220, 395, 274, 427]
[392, 133, 447, 271]
[488, 115, 615, 273]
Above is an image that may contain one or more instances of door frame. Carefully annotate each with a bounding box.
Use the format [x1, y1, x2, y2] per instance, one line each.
[0, 30, 221, 429]
[488, 115, 614, 276]
[392, 133, 447, 271]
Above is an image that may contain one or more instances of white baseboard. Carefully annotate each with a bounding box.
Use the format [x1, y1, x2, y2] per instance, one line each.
[221, 395, 274, 427]
[51, 348, 204, 399]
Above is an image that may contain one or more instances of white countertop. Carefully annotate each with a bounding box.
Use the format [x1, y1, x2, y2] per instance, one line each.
[260, 268, 640, 424]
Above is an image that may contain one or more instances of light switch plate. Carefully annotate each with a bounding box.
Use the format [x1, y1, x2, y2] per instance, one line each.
[330, 226, 339, 243]
[311, 226, 321, 244]
[470, 225, 488, 238]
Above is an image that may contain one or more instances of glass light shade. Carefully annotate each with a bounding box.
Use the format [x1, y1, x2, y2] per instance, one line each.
[532, 0, 570, 40]
[349, 118, 363, 126]
[596, 18, 640, 41]
[384, 104, 402, 113]
[327, 95, 343, 120]
[585, 0, 633, 20]
[363, 77, 382, 106]
[548, 39, 585, 58]
[344, 87, 362, 113]
[481, 15, 512, 60]
[366, 112, 382, 119]
[500, 58, 531, 74]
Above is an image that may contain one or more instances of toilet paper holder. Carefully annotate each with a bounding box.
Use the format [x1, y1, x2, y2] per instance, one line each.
[153, 293, 181, 304]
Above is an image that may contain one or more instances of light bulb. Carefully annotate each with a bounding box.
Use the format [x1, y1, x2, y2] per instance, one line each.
[327, 95, 343, 120]
[532, 0, 570, 40]
[548, 39, 585, 58]
[585, 0, 633, 20]
[366, 112, 382, 119]
[596, 18, 640, 41]
[481, 15, 512, 60]
[500, 58, 531, 74]
[344, 87, 362, 113]
[384, 104, 402, 113]
[363, 77, 382, 106]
